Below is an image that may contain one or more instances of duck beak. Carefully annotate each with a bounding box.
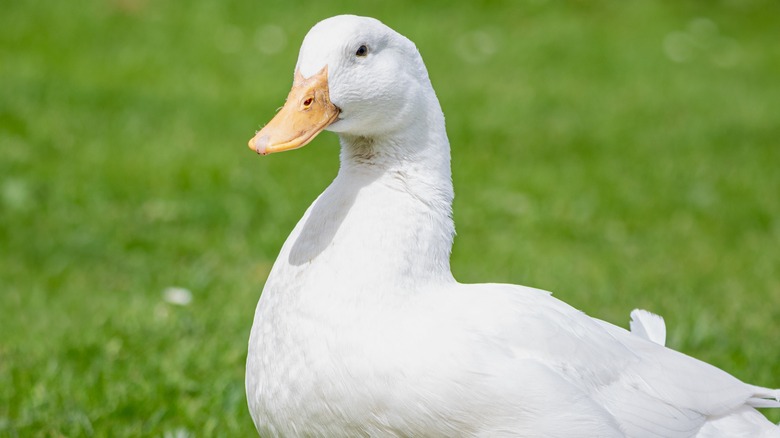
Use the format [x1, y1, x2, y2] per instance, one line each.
[248, 66, 340, 155]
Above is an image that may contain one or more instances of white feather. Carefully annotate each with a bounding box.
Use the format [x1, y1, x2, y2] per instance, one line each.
[630, 309, 667, 346]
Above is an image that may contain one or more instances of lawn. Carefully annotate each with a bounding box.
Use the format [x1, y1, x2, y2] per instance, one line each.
[1, 0, 778, 436]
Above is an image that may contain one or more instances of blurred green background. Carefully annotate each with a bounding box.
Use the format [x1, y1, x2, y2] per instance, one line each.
[1, 0, 778, 435]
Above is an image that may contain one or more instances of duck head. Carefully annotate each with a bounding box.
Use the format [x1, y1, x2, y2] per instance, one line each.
[248, 15, 433, 155]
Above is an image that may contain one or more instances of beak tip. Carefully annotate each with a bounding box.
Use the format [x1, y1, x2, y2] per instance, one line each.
[248, 135, 270, 155]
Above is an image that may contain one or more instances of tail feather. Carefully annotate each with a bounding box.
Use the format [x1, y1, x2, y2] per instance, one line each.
[627, 310, 780, 408]
[747, 385, 780, 408]
[629, 309, 666, 346]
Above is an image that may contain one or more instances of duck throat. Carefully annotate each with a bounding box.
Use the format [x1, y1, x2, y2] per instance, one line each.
[285, 112, 456, 288]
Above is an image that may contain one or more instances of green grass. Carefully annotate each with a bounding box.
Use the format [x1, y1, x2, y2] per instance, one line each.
[1, 0, 779, 435]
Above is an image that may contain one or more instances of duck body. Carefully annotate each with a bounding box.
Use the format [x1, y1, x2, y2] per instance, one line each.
[245, 15, 780, 437]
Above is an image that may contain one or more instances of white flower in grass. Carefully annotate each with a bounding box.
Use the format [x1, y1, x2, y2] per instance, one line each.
[163, 287, 193, 306]
[164, 428, 192, 438]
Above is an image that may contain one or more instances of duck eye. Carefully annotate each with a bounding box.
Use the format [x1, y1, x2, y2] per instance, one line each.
[355, 44, 368, 57]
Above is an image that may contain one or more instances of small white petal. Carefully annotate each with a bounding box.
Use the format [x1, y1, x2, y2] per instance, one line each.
[163, 287, 193, 306]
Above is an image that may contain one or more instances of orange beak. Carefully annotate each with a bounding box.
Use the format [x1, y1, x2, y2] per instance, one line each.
[248, 66, 340, 155]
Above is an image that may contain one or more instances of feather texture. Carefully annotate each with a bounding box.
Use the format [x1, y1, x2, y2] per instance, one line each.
[630, 309, 667, 346]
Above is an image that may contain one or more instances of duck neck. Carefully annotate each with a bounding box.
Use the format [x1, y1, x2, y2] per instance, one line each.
[331, 101, 456, 284]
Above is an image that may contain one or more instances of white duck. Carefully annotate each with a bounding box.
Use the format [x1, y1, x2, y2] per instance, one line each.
[245, 15, 779, 437]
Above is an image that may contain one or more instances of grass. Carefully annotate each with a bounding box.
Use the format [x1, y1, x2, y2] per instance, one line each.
[1, 0, 778, 435]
